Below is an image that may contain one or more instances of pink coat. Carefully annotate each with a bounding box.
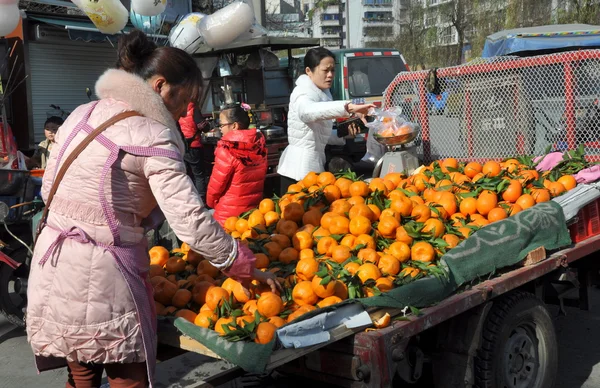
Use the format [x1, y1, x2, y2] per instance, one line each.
[26, 69, 247, 366]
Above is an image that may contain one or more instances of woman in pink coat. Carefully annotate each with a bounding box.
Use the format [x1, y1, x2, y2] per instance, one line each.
[26, 31, 277, 388]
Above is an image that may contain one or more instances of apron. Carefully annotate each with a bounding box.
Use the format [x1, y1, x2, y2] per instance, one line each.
[37, 102, 180, 387]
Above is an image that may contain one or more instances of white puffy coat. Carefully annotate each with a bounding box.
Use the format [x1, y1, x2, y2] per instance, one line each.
[277, 75, 350, 181]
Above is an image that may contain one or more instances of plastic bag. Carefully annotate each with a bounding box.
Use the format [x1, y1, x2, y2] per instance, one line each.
[362, 123, 386, 163]
[169, 13, 206, 54]
[197, 1, 254, 49]
[366, 107, 416, 138]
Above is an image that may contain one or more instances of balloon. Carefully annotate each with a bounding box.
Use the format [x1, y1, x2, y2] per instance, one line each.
[130, 9, 163, 33]
[0, 0, 20, 37]
[198, 1, 254, 49]
[169, 13, 206, 54]
[131, 0, 166, 17]
[72, 0, 128, 35]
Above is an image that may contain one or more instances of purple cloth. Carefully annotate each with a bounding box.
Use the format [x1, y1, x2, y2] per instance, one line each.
[221, 242, 256, 283]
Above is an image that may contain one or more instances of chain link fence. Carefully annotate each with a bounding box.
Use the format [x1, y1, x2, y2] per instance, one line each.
[383, 50, 600, 164]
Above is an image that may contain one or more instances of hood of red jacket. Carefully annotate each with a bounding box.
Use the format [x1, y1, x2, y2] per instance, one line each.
[219, 129, 267, 166]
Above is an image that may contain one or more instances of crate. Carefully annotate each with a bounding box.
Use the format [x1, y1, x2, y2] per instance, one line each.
[569, 198, 600, 243]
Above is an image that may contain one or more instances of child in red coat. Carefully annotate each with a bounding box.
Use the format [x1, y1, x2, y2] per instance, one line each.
[207, 104, 268, 226]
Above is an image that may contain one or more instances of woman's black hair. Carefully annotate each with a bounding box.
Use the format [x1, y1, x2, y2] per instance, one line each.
[304, 47, 335, 72]
[221, 104, 250, 129]
[116, 30, 202, 102]
[44, 116, 64, 127]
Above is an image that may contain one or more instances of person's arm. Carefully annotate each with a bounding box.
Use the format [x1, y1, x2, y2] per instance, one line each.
[294, 94, 349, 124]
[206, 145, 236, 208]
[143, 128, 251, 280]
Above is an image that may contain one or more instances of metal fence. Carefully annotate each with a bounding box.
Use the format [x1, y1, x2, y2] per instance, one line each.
[383, 50, 600, 163]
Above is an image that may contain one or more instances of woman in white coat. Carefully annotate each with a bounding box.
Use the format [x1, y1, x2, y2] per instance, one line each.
[277, 48, 373, 191]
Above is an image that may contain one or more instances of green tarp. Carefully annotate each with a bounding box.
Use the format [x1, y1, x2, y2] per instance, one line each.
[174, 200, 571, 373]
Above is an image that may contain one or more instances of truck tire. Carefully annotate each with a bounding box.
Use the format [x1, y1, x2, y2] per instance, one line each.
[0, 262, 26, 327]
[474, 291, 557, 388]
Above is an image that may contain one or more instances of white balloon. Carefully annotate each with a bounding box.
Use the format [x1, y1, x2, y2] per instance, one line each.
[169, 13, 206, 54]
[72, 0, 128, 35]
[131, 0, 166, 17]
[198, 1, 254, 49]
[0, 1, 20, 37]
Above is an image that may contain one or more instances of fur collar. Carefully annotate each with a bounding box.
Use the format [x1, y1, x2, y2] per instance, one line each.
[95, 69, 177, 131]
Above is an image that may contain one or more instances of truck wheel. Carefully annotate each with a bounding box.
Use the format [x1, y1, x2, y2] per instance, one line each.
[474, 291, 557, 388]
[0, 262, 27, 327]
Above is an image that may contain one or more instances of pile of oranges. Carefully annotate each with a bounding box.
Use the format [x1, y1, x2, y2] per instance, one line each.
[150, 157, 578, 343]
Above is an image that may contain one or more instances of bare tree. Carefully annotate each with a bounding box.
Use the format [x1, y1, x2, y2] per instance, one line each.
[556, 0, 600, 23]
[386, 0, 430, 69]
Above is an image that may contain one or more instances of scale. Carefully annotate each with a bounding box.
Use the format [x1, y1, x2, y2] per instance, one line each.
[372, 127, 421, 177]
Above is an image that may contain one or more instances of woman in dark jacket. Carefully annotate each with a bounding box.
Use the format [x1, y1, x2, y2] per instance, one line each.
[207, 104, 267, 225]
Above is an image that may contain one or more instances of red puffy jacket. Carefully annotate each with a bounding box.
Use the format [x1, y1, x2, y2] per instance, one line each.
[207, 129, 268, 225]
[178, 102, 202, 148]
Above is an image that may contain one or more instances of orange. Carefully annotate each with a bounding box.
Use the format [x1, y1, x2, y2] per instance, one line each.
[224, 217, 239, 233]
[185, 250, 203, 266]
[395, 226, 414, 245]
[411, 241, 436, 263]
[302, 171, 319, 188]
[270, 234, 291, 249]
[531, 188, 551, 203]
[232, 283, 251, 304]
[320, 212, 337, 230]
[293, 281, 319, 306]
[329, 216, 350, 235]
[248, 210, 266, 229]
[302, 209, 323, 227]
[241, 229, 258, 241]
[488, 207, 508, 223]
[378, 216, 400, 238]
[384, 172, 404, 187]
[323, 185, 342, 203]
[221, 278, 239, 294]
[482, 161, 501, 177]
[390, 196, 413, 217]
[373, 312, 392, 329]
[347, 195, 366, 206]
[502, 180, 523, 202]
[292, 231, 313, 251]
[516, 194, 536, 210]
[296, 257, 319, 281]
[340, 234, 357, 248]
[205, 287, 230, 310]
[335, 177, 353, 198]
[519, 169, 540, 183]
[436, 191, 458, 216]
[349, 215, 372, 236]
[191, 281, 215, 305]
[357, 263, 382, 283]
[277, 219, 298, 239]
[279, 247, 299, 264]
[422, 218, 445, 238]
[312, 275, 336, 298]
[255, 253, 270, 269]
[257, 292, 284, 318]
[298, 224, 315, 235]
[149, 246, 170, 267]
[380, 208, 400, 222]
[235, 218, 250, 234]
[464, 162, 483, 179]
[194, 310, 216, 328]
[368, 204, 382, 220]
[388, 189, 407, 201]
[196, 260, 221, 279]
[442, 233, 461, 249]
[283, 202, 304, 223]
[236, 314, 256, 328]
[269, 316, 287, 328]
[171, 289, 192, 308]
[333, 280, 349, 300]
[557, 175, 577, 191]
[255, 322, 277, 344]
[476, 190, 498, 216]
[243, 300, 258, 316]
[441, 157, 459, 173]
[369, 178, 389, 194]
[451, 212, 467, 226]
[457, 227, 473, 239]
[287, 183, 304, 193]
[507, 203, 523, 216]
[411, 204, 431, 222]
[214, 317, 235, 336]
[318, 171, 337, 187]
[472, 173, 485, 183]
[259, 198, 276, 215]
[344, 262, 360, 275]
[299, 248, 315, 261]
[503, 158, 520, 173]
[331, 245, 352, 264]
[411, 174, 429, 192]
[287, 305, 317, 323]
[354, 234, 376, 250]
[357, 248, 379, 264]
[435, 179, 453, 192]
[166, 274, 178, 285]
[375, 277, 394, 292]
[548, 181, 566, 197]
[349, 203, 376, 221]
[152, 277, 178, 305]
[149, 264, 165, 279]
[175, 309, 197, 323]
[387, 241, 411, 263]
[264, 211, 280, 227]
[317, 236, 338, 256]
[264, 241, 283, 262]
[349, 181, 370, 197]
[312, 227, 331, 239]
[378, 254, 401, 276]
[317, 296, 343, 308]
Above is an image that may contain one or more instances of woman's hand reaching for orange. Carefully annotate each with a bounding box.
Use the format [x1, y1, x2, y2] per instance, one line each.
[347, 103, 376, 116]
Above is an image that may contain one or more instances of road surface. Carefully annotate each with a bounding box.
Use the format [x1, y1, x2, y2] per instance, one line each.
[2, 287, 600, 388]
